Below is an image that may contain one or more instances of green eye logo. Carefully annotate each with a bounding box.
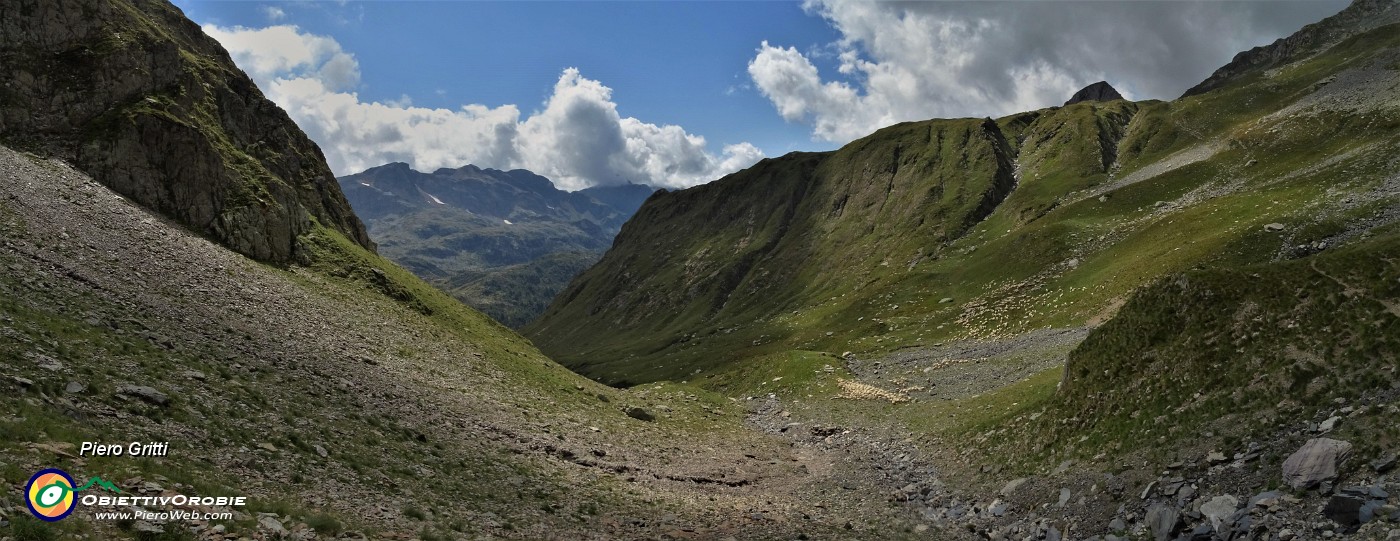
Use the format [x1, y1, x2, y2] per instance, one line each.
[25, 469, 77, 521]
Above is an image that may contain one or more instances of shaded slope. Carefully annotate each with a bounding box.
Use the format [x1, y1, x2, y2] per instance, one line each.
[0, 0, 371, 262]
[528, 118, 1022, 384]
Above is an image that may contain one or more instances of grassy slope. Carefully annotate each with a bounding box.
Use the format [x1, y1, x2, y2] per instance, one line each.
[0, 157, 783, 540]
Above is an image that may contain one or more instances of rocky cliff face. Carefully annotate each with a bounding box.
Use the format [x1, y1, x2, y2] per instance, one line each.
[0, 0, 371, 263]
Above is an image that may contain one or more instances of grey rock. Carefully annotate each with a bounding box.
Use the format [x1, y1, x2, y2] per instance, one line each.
[939, 297, 954, 304]
[1264, 223, 1287, 232]
[1371, 453, 1397, 473]
[259, 515, 289, 535]
[624, 406, 655, 422]
[1141, 480, 1157, 500]
[11, 376, 33, 387]
[314, 444, 328, 458]
[116, 385, 170, 406]
[1323, 494, 1367, 531]
[1201, 495, 1239, 533]
[1001, 478, 1029, 496]
[1146, 503, 1182, 541]
[64, 381, 85, 394]
[1248, 490, 1282, 508]
[1282, 438, 1352, 490]
[1109, 517, 1126, 532]
[1319, 416, 1341, 433]
[1058, 487, 1071, 507]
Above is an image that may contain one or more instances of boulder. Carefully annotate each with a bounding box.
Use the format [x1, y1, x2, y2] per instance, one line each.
[1282, 438, 1351, 490]
[1200, 495, 1239, 533]
[116, 385, 170, 406]
[1146, 503, 1183, 541]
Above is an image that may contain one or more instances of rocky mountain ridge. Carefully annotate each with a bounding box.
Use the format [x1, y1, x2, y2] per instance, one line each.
[339, 162, 655, 327]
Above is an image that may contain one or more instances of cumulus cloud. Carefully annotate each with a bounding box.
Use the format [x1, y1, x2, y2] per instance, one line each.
[204, 25, 763, 190]
[750, 0, 1348, 144]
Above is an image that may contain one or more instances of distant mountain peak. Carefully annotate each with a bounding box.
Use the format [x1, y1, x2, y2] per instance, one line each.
[1064, 81, 1124, 105]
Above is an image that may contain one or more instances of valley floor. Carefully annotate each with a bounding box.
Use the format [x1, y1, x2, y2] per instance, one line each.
[3, 143, 1398, 541]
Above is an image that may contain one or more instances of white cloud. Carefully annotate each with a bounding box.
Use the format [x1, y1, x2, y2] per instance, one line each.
[203, 24, 763, 190]
[750, 0, 1348, 144]
[260, 5, 285, 22]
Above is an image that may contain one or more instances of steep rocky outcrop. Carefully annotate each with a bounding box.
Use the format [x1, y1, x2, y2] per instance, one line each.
[0, 0, 371, 263]
[1063, 81, 1123, 105]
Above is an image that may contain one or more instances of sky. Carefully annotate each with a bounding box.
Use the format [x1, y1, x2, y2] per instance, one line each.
[173, 0, 1348, 191]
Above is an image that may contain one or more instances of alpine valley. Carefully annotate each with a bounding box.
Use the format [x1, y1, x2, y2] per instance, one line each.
[1, 1, 1398, 541]
[338, 163, 655, 328]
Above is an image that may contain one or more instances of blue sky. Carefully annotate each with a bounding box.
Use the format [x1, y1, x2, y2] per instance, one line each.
[176, 1, 843, 159]
[174, 0, 1346, 190]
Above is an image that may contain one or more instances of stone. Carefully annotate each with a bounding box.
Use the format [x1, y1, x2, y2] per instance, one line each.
[258, 442, 278, 452]
[1370, 453, 1397, 473]
[259, 515, 289, 535]
[1248, 490, 1282, 509]
[1000, 478, 1029, 496]
[1319, 416, 1341, 433]
[1109, 518, 1126, 532]
[1206, 450, 1229, 464]
[1282, 438, 1351, 490]
[1201, 495, 1239, 533]
[1323, 494, 1367, 531]
[1264, 223, 1286, 232]
[1058, 487, 1071, 507]
[117, 385, 170, 406]
[625, 407, 656, 422]
[1146, 503, 1183, 541]
[987, 499, 1009, 517]
[64, 381, 85, 394]
[314, 445, 328, 458]
[11, 376, 33, 387]
[1279, 529, 1297, 541]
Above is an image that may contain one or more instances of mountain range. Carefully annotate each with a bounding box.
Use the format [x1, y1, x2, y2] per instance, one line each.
[338, 163, 655, 327]
[2, 0, 1398, 540]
